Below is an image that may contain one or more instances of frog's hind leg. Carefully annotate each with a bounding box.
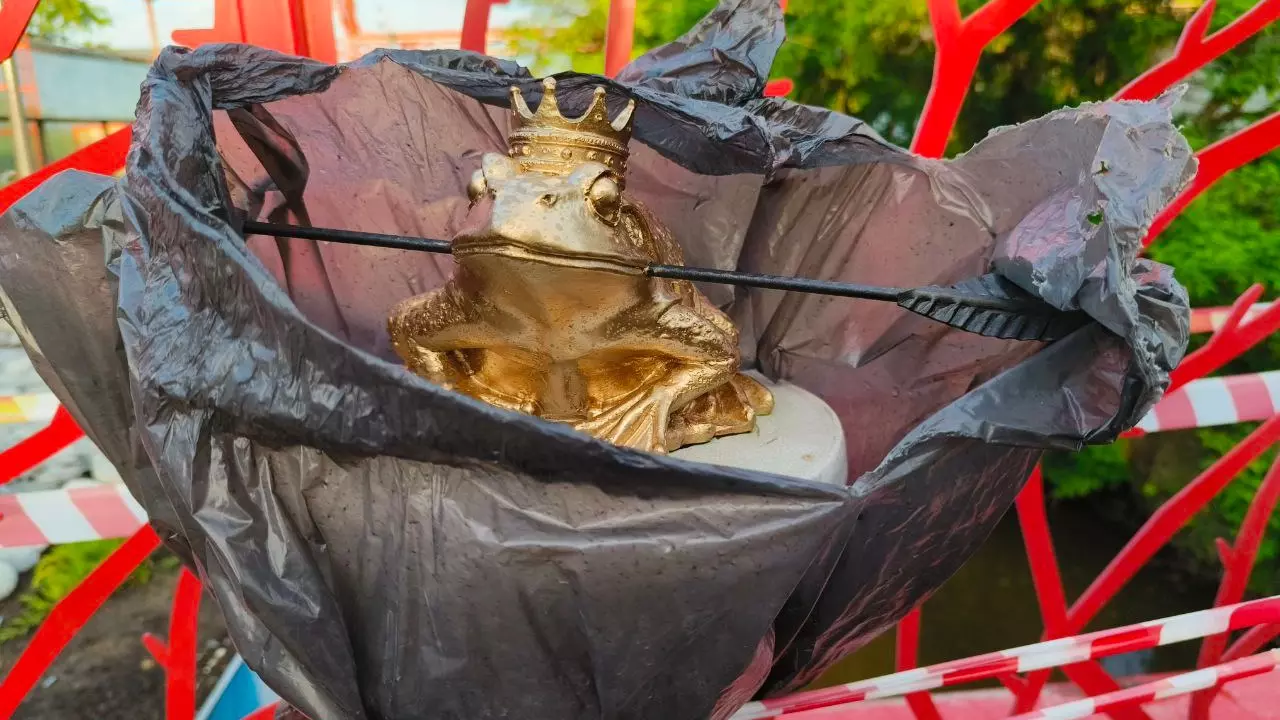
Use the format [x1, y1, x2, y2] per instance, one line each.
[668, 373, 774, 448]
[388, 286, 542, 414]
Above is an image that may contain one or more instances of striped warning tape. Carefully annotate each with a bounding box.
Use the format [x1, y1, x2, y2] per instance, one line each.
[1191, 303, 1271, 334]
[1134, 370, 1280, 434]
[731, 596, 1280, 718]
[1011, 649, 1280, 719]
[0, 483, 147, 548]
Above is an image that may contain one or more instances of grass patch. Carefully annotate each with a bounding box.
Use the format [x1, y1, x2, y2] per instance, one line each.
[0, 540, 176, 644]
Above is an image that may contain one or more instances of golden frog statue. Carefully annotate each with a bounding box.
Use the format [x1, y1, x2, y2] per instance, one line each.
[388, 78, 772, 453]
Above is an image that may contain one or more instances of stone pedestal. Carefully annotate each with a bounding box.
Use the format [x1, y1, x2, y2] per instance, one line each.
[672, 372, 847, 486]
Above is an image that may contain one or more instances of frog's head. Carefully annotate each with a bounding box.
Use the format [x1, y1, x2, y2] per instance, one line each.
[452, 152, 652, 273]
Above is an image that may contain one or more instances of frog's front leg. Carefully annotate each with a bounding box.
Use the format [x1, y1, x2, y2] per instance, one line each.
[577, 301, 736, 453]
[388, 286, 541, 414]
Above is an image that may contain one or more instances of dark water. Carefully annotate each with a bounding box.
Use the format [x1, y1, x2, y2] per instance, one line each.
[811, 500, 1218, 688]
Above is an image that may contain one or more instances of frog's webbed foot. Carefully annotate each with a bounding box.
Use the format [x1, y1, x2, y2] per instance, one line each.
[575, 386, 674, 453]
[668, 374, 770, 447]
[578, 302, 744, 453]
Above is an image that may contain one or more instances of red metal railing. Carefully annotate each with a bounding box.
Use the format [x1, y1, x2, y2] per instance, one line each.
[0, 1, 1276, 719]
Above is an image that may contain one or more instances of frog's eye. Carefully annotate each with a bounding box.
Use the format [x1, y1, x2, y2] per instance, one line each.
[586, 174, 621, 224]
[466, 169, 488, 204]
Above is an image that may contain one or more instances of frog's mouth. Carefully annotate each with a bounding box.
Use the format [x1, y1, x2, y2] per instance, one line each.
[452, 238, 647, 276]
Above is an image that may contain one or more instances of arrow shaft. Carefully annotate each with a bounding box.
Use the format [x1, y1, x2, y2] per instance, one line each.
[243, 220, 451, 254]
[242, 220, 905, 302]
[646, 264, 901, 301]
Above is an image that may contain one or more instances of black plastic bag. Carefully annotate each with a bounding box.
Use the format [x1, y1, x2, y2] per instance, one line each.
[0, 0, 1191, 717]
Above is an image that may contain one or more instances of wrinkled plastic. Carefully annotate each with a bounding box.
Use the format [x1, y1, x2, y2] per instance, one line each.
[0, 0, 1192, 717]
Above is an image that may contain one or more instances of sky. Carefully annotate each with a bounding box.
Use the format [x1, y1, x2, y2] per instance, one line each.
[71, 0, 534, 51]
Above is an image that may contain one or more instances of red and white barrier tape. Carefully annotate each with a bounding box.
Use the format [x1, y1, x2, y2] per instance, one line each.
[1011, 649, 1280, 719]
[1191, 303, 1271, 335]
[1134, 370, 1280, 434]
[731, 596, 1280, 718]
[0, 483, 147, 548]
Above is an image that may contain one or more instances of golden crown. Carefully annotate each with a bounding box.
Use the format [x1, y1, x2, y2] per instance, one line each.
[508, 78, 636, 179]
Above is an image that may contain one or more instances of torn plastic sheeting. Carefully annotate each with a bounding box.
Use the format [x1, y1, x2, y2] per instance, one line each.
[0, 0, 1192, 717]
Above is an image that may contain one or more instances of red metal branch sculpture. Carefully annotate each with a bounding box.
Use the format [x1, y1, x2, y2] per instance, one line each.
[1168, 284, 1280, 394]
[1189, 455, 1280, 718]
[1191, 302, 1272, 334]
[0, 129, 130, 215]
[1222, 622, 1280, 661]
[895, 610, 943, 720]
[1116, 0, 1280, 102]
[911, 0, 1040, 156]
[0, 0, 37, 62]
[605, 0, 637, 77]
[142, 569, 203, 720]
[900, 3, 1044, 716]
[1067, 414, 1280, 635]
[1015, 468, 1069, 635]
[461, 0, 510, 54]
[0, 2, 1274, 719]
[0, 407, 84, 485]
[1006, 2, 1280, 712]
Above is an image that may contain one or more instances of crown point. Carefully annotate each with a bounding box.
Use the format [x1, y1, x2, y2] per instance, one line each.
[510, 85, 533, 119]
[611, 99, 636, 133]
[535, 78, 561, 118]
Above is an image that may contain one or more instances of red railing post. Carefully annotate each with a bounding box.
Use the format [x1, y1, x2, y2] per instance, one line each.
[461, 0, 496, 54]
[172, 0, 337, 61]
[604, 0, 636, 78]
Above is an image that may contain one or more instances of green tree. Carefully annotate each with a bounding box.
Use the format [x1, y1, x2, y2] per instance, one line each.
[26, 0, 110, 45]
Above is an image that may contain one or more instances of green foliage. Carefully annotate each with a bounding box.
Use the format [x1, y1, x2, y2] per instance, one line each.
[0, 540, 158, 644]
[1043, 441, 1130, 499]
[507, 0, 712, 75]
[27, 0, 110, 44]
[507, 0, 1185, 148]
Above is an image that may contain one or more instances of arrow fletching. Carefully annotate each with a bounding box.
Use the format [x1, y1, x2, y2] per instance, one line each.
[896, 273, 1092, 342]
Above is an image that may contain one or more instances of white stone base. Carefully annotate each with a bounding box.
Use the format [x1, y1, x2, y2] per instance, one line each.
[671, 372, 847, 486]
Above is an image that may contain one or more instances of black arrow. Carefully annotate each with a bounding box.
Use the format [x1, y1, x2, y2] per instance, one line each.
[241, 220, 1091, 343]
